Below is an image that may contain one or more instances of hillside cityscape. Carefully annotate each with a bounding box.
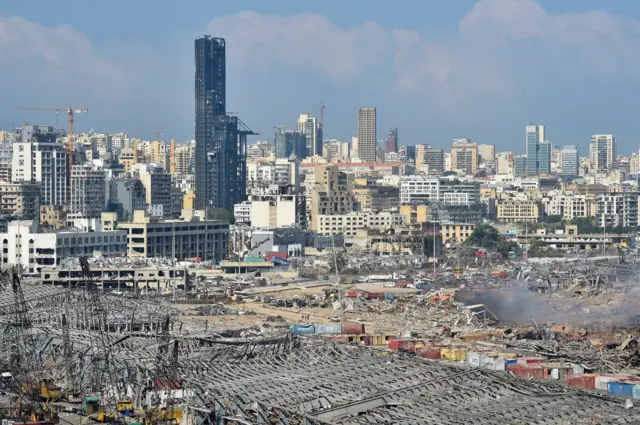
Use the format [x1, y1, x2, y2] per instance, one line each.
[2, 11, 640, 425]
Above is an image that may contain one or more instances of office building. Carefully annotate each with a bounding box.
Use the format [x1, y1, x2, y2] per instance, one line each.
[537, 141, 551, 175]
[0, 219, 127, 274]
[525, 124, 545, 175]
[274, 129, 306, 159]
[107, 178, 147, 221]
[133, 163, 173, 217]
[416, 145, 444, 173]
[296, 114, 321, 157]
[117, 210, 229, 261]
[590, 134, 616, 170]
[386, 128, 398, 153]
[194, 35, 254, 211]
[514, 155, 527, 177]
[357, 108, 377, 162]
[496, 199, 542, 223]
[560, 146, 579, 177]
[451, 139, 478, 175]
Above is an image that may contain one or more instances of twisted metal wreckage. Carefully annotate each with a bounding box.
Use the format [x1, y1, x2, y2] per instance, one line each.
[0, 261, 640, 424]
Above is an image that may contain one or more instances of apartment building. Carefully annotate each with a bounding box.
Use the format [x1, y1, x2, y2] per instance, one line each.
[596, 192, 638, 228]
[317, 211, 405, 238]
[451, 139, 478, 175]
[0, 181, 41, 219]
[309, 165, 353, 231]
[496, 199, 542, 223]
[542, 193, 596, 220]
[12, 140, 68, 206]
[441, 223, 477, 245]
[70, 164, 106, 218]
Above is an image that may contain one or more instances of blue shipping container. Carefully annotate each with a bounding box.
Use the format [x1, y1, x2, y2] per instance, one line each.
[314, 324, 343, 335]
[608, 382, 634, 398]
[506, 359, 517, 365]
[290, 324, 316, 335]
[633, 385, 640, 400]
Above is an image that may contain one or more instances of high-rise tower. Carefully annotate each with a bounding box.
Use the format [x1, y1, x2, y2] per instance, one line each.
[194, 36, 255, 211]
[357, 108, 376, 163]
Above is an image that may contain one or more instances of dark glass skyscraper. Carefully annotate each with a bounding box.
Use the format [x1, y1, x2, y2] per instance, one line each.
[195, 36, 255, 211]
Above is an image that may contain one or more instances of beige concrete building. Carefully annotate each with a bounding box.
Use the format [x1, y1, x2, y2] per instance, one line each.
[0, 181, 41, 219]
[477, 144, 495, 164]
[357, 108, 376, 163]
[451, 139, 478, 175]
[496, 199, 542, 223]
[542, 193, 596, 220]
[249, 193, 306, 228]
[399, 204, 428, 225]
[116, 210, 228, 260]
[441, 223, 476, 245]
[309, 165, 353, 231]
[317, 211, 405, 238]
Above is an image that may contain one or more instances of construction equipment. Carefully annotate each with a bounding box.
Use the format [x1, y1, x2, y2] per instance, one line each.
[13, 106, 88, 208]
[311, 102, 325, 131]
[151, 131, 163, 141]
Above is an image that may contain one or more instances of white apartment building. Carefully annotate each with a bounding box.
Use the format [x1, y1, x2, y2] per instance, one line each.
[12, 141, 68, 206]
[542, 193, 596, 220]
[400, 176, 439, 204]
[234, 201, 251, 225]
[400, 177, 480, 205]
[496, 152, 514, 176]
[0, 220, 127, 274]
[247, 159, 299, 193]
[596, 192, 638, 228]
[318, 211, 405, 238]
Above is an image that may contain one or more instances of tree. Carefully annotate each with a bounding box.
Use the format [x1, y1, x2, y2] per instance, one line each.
[544, 215, 562, 224]
[497, 239, 522, 258]
[465, 223, 502, 248]
[206, 207, 236, 224]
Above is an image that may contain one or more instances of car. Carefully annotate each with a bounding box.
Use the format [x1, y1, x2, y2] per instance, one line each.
[330, 316, 341, 322]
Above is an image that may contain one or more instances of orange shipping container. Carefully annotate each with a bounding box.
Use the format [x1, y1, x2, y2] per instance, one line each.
[342, 322, 365, 334]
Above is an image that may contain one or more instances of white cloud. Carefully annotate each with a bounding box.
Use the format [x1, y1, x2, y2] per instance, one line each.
[205, 11, 391, 82]
[0, 15, 133, 104]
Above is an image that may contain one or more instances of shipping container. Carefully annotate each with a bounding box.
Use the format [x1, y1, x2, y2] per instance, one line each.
[360, 335, 372, 346]
[517, 357, 546, 365]
[441, 348, 469, 361]
[290, 324, 315, 334]
[633, 385, 640, 400]
[596, 376, 616, 391]
[342, 322, 366, 334]
[492, 357, 506, 371]
[314, 324, 343, 335]
[467, 352, 485, 368]
[505, 359, 517, 366]
[508, 364, 548, 380]
[608, 382, 634, 398]
[568, 374, 597, 389]
[419, 347, 442, 360]
[500, 353, 517, 360]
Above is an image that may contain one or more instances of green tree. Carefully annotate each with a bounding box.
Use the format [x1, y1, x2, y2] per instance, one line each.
[497, 240, 522, 258]
[544, 215, 562, 224]
[465, 223, 501, 248]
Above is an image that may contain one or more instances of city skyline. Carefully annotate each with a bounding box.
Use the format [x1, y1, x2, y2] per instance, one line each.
[4, 0, 640, 154]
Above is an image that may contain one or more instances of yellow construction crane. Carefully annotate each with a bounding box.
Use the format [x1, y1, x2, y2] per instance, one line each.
[14, 106, 89, 208]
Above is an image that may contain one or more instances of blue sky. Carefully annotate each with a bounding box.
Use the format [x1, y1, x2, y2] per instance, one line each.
[3, 0, 640, 154]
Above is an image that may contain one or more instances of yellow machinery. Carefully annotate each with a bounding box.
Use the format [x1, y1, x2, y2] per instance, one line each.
[21, 380, 61, 401]
[116, 398, 134, 415]
[145, 406, 184, 424]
